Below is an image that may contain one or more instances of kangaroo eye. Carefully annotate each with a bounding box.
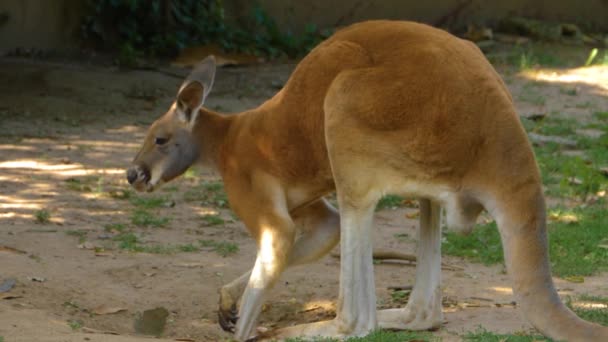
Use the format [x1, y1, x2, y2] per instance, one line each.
[155, 137, 169, 145]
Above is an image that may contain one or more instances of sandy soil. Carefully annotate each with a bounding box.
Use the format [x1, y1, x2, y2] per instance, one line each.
[0, 48, 607, 342]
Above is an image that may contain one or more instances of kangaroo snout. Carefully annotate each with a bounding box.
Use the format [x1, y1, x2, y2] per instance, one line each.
[126, 165, 151, 192]
[126, 168, 138, 184]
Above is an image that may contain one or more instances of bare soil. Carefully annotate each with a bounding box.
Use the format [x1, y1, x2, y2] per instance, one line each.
[0, 50, 607, 342]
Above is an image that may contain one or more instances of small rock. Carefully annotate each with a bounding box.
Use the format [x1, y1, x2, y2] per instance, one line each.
[0, 278, 16, 292]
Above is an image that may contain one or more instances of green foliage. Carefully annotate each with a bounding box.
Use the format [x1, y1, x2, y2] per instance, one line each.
[81, 0, 329, 61]
[34, 209, 51, 223]
[376, 195, 405, 210]
[68, 319, 83, 331]
[464, 327, 550, 341]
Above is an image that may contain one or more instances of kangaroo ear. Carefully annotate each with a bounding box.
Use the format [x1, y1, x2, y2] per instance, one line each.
[176, 56, 216, 124]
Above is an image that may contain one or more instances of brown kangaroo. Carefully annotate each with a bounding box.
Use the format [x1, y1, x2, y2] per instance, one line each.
[127, 20, 608, 341]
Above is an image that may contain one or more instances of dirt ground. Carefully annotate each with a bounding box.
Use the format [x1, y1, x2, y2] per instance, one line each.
[1, 46, 607, 342]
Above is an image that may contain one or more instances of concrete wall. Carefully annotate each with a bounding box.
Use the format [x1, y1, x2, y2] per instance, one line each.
[1, 0, 607, 53]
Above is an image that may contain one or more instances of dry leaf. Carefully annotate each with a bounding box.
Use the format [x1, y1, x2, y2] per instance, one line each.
[405, 211, 419, 219]
[0, 245, 27, 254]
[564, 276, 584, 283]
[92, 304, 127, 315]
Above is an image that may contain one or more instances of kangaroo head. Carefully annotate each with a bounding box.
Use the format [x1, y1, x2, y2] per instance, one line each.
[127, 56, 216, 192]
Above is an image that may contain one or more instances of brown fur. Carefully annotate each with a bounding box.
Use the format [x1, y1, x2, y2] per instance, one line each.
[129, 21, 608, 341]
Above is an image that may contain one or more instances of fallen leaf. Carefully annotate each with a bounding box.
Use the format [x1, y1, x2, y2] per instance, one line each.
[0, 245, 27, 254]
[0, 278, 16, 292]
[405, 211, 419, 219]
[134, 307, 169, 337]
[564, 276, 584, 283]
[92, 304, 127, 315]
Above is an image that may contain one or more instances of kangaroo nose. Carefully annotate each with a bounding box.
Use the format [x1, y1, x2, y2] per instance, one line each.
[127, 168, 138, 184]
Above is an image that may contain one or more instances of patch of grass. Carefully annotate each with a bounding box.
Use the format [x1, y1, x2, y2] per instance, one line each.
[65, 230, 88, 243]
[113, 232, 140, 250]
[108, 189, 133, 199]
[442, 222, 504, 265]
[548, 202, 608, 277]
[285, 330, 434, 342]
[113, 232, 198, 254]
[104, 223, 127, 233]
[201, 213, 225, 226]
[463, 327, 549, 341]
[34, 209, 51, 223]
[184, 181, 229, 208]
[443, 201, 608, 277]
[567, 296, 608, 326]
[376, 195, 404, 210]
[130, 209, 170, 227]
[68, 319, 83, 331]
[177, 244, 200, 252]
[578, 294, 608, 304]
[130, 195, 168, 209]
[64, 177, 93, 192]
[199, 239, 239, 257]
[390, 290, 410, 305]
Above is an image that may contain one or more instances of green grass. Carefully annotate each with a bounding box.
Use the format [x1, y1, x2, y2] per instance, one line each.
[183, 181, 229, 208]
[463, 328, 549, 341]
[130, 195, 169, 209]
[548, 203, 608, 277]
[64, 177, 93, 192]
[285, 330, 434, 342]
[442, 200, 608, 277]
[567, 295, 608, 326]
[443, 222, 504, 265]
[113, 232, 200, 254]
[104, 223, 127, 233]
[201, 213, 225, 226]
[199, 239, 239, 257]
[68, 319, 83, 331]
[131, 209, 170, 227]
[34, 209, 51, 223]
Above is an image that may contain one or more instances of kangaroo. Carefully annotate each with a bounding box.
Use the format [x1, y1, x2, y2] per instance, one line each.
[127, 20, 608, 341]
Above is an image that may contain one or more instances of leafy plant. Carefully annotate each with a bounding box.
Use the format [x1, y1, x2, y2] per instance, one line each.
[34, 209, 51, 223]
[81, 0, 329, 61]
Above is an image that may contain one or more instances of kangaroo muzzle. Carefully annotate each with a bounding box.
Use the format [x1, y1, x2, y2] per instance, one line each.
[126, 165, 151, 191]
